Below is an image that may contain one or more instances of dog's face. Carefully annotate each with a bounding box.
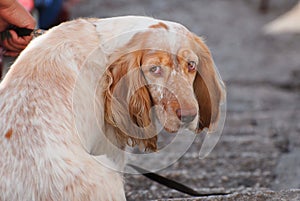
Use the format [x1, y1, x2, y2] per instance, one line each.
[140, 49, 199, 133]
[104, 24, 225, 151]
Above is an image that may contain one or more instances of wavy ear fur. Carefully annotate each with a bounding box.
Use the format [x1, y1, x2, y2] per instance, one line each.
[104, 51, 157, 151]
[192, 35, 226, 133]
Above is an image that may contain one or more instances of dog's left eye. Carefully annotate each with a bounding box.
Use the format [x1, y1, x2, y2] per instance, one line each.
[187, 61, 196, 72]
[149, 66, 162, 75]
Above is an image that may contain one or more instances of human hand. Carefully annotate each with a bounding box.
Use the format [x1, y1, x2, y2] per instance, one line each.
[0, 0, 36, 56]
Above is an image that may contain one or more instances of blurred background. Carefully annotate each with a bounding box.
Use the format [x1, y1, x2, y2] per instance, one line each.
[5, 0, 300, 200]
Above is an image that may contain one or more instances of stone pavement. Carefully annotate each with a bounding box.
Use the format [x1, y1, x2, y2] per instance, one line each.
[69, 0, 300, 200]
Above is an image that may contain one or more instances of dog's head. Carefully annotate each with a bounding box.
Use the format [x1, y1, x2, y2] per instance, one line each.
[103, 20, 225, 151]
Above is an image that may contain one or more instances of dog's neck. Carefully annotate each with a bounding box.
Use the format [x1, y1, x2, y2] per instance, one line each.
[71, 52, 126, 169]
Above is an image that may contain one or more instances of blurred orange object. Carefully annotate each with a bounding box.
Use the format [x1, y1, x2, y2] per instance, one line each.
[18, 0, 34, 11]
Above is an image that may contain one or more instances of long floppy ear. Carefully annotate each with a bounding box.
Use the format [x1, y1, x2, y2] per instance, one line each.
[192, 35, 226, 133]
[104, 51, 157, 151]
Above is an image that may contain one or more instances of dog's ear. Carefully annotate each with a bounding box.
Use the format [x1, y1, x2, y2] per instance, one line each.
[104, 51, 157, 151]
[192, 35, 226, 133]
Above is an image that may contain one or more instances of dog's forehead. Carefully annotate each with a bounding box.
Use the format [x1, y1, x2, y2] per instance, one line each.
[143, 29, 191, 53]
[95, 15, 188, 35]
[93, 16, 191, 53]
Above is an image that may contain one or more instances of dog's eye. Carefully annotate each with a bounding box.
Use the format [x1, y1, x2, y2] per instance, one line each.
[149, 66, 162, 75]
[187, 61, 196, 72]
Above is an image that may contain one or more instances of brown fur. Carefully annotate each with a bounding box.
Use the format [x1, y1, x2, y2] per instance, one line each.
[4, 128, 13, 139]
[191, 34, 225, 132]
[104, 51, 157, 151]
[149, 22, 169, 30]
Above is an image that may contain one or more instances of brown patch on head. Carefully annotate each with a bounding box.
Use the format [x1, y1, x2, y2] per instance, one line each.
[141, 50, 173, 69]
[149, 22, 169, 30]
[5, 128, 13, 139]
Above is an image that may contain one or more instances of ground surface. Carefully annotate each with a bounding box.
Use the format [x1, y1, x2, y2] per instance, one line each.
[70, 0, 300, 200]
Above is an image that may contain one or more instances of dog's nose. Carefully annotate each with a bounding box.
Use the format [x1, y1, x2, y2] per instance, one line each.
[176, 108, 197, 123]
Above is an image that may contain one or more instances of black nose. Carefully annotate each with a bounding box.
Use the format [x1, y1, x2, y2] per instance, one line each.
[176, 109, 197, 123]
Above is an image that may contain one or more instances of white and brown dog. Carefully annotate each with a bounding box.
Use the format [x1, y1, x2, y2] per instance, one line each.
[0, 16, 225, 200]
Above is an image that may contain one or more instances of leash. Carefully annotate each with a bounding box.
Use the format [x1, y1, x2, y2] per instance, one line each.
[0, 26, 45, 41]
[0, 26, 45, 80]
[128, 164, 232, 197]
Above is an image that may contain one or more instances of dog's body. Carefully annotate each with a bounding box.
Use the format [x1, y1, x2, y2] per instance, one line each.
[0, 16, 225, 200]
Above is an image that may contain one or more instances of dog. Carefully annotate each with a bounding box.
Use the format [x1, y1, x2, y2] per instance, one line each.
[0, 16, 225, 200]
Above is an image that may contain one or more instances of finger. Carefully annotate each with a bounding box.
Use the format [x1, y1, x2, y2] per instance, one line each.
[7, 37, 27, 50]
[0, 18, 9, 32]
[3, 50, 19, 57]
[9, 30, 31, 48]
[2, 32, 33, 57]
[2, 39, 20, 52]
[2, 30, 33, 55]
[3, 30, 29, 52]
